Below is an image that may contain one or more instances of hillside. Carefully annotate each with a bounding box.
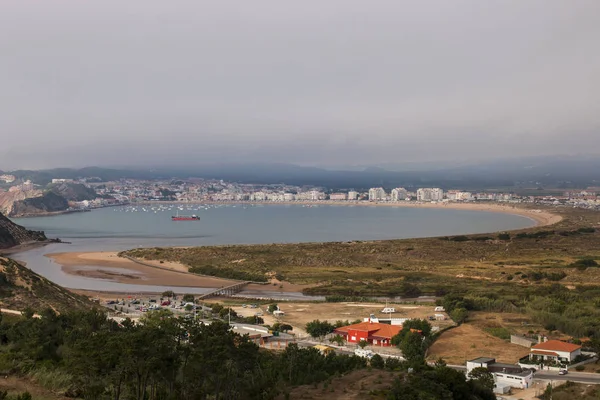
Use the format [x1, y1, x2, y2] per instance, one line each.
[0, 212, 46, 249]
[8, 191, 69, 217]
[0, 256, 94, 312]
[0, 188, 42, 216]
[48, 182, 97, 202]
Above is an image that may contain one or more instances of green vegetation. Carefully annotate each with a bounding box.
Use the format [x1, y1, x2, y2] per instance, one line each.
[539, 381, 600, 400]
[0, 308, 495, 399]
[0, 309, 370, 399]
[440, 285, 600, 338]
[387, 363, 495, 400]
[484, 327, 511, 340]
[188, 264, 267, 282]
[305, 320, 335, 339]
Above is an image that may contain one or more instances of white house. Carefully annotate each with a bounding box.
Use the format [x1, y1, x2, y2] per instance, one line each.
[467, 357, 533, 391]
[529, 340, 582, 363]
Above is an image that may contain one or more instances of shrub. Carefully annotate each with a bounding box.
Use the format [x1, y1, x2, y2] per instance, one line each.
[575, 365, 585, 371]
[498, 233, 511, 241]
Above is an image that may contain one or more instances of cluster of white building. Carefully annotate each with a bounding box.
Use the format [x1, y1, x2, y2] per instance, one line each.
[0, 174, 15, 183]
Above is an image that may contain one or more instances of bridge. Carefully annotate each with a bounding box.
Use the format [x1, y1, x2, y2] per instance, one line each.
[197, 281, 250, 300]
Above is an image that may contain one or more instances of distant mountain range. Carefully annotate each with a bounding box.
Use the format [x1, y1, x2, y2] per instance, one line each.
[1, 155, 599, 190]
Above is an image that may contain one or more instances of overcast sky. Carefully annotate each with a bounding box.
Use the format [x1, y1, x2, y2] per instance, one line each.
[1, 0, 599, 170]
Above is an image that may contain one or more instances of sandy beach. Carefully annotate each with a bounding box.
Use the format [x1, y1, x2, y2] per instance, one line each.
[351, 201, 562, 227]
[45, 203, 561, 294]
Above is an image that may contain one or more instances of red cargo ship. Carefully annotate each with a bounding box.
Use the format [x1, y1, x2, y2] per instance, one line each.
[171, 213, 200, 221]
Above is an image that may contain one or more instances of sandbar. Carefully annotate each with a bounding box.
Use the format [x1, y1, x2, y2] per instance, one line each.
[46, 251, 313, 293]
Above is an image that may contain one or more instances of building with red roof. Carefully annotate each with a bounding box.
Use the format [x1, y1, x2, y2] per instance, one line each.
[333, 321, 402, 347]
[529, 340, 582, 363]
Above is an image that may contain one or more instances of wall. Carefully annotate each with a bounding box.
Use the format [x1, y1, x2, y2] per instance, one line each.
[510, 335, 536, 348]
[347, 329, 368, 343]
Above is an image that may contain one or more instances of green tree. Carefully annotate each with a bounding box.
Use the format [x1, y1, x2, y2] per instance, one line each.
[498, 233, 510, 240]
[468, 367, 495, 391]
[162, 290, 175, 298]
[182, 294, 195, 303]
[358, 339, 368, 349]
[279, 323, 293, 332]
[305, 320, 334, 339]
[589, 336, 600, 363]
[268, 304, 279, 313]
[329, 334, 345, 346]
[450, 308, 469, 324]
[370, 354, 385, 369]
[400, 331, 425, 365]
[391, 319, 432, 346]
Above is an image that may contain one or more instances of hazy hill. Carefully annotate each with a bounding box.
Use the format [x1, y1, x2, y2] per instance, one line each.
[5, 154, 600, 189]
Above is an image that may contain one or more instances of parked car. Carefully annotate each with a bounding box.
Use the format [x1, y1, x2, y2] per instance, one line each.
[558, 369, 568, 375]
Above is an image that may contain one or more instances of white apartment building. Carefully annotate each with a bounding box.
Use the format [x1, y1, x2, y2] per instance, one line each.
[416, 188, 444, 202]
[250, 192, 266, 201]
[310, 190, 325, 200]
[347, 191, 358, 200]
[329, 193, 347, 200]
[391, 187, 408, 201]
[283, 193, 295, 201]
[458, 192, 472, 201]
[368, 187, 386, 201]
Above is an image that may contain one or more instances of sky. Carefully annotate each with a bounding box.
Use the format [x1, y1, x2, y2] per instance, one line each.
[1, 0, 599, 170]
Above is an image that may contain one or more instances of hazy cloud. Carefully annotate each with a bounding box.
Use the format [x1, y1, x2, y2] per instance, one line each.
[1, 0, 599, 169]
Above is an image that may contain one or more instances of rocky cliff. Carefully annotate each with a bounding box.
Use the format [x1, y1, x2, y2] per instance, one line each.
[8, 192, 69, 217]
[0, 212, 46, 249]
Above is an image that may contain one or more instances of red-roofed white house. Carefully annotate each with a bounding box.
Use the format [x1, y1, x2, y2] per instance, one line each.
[529, 340, 581, 363]
[333, 321, 402, 347]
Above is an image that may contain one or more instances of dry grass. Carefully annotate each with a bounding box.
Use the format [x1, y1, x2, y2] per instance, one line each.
[0, 375, 70, 400]
[427, 323, 530, 365]
[276, 369, 397, 400]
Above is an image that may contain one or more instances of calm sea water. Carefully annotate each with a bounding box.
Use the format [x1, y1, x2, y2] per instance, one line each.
[12, 204, 534, 297]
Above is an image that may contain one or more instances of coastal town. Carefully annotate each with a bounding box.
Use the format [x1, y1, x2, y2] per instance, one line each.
[2, 172, 600, 217]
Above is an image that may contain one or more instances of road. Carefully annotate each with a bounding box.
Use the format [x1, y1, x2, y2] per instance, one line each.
[534, 370, 600, 384]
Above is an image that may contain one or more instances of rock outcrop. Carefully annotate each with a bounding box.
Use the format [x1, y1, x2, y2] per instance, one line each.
[0, 212, 46, 249]
[8, 192, 69, 217]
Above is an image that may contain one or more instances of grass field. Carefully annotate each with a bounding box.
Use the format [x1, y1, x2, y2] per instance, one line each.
[427, 323, 530, 365]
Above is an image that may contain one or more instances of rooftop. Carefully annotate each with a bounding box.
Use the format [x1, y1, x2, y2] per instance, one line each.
[531, 340, 581, 353]
[468, 357, 496, 364]
[334, 321, 402, 339]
